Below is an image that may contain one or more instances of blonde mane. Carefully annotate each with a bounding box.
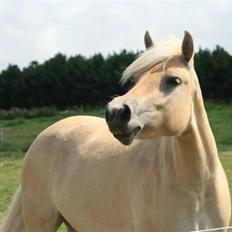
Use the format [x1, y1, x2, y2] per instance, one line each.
[121, 38, 182, 84]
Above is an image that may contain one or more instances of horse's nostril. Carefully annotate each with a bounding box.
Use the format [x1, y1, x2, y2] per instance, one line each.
[105, 104, 131, 124]
[136, 126, 142, 133]
[119, 104, 131, 122]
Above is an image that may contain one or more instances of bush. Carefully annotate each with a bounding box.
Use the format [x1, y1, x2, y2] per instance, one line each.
[0, 107, 57, 119]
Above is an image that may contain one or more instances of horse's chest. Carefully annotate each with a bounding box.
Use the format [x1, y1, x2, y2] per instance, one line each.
[133, 197, 212, 232]
[131, 181, 213, 232]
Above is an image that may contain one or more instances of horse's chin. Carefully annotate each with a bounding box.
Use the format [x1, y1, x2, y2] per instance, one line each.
[113, 126, 141, 145]
[113, 134, 134, 145]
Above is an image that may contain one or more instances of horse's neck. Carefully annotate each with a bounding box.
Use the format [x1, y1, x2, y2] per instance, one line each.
[173, 75, 219, 182]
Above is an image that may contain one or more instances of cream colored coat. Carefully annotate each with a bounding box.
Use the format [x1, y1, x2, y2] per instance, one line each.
[1, 31, 231, 232]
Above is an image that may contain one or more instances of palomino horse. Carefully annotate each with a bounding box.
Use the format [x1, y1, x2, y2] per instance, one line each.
[1, 31, 231, 232]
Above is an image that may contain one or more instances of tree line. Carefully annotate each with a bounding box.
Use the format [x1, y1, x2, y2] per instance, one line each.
[0, 46, 231, 109]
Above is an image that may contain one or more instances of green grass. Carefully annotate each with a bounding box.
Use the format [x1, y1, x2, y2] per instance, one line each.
[0, 104, 232, 230]
[206, 102, 232, 151]
[0, 158, 21, 222]
[221, 152, 232, 191]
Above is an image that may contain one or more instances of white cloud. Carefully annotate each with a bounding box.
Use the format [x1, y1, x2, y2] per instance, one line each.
[36, 26, 59, 58]
[0, 0, 231, 70]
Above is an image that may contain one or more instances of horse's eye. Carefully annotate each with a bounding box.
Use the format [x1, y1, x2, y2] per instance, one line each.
[166, 76, 182, 87]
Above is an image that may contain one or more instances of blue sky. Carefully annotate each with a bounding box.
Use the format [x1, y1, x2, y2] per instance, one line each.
[0, 0, 231, 70]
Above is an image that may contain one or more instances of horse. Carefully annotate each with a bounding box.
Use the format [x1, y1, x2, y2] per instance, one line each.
[1, 31, 231, 232]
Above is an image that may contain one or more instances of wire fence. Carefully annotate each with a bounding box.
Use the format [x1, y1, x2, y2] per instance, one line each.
[190, 226, 232, 232]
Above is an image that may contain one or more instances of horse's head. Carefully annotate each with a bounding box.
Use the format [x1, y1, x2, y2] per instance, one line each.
[105, 31, 196, 145]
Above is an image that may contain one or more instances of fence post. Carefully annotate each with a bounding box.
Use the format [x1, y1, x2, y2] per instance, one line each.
[0, 128, 3, 145]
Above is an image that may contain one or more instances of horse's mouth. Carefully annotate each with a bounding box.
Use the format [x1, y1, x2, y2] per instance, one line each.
[113, 126, 141, 145]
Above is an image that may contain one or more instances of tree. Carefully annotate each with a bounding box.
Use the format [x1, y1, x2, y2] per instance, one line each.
[0, 47, 231, 109]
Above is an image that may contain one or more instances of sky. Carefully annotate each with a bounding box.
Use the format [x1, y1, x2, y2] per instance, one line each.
[0, 0, 231, 71]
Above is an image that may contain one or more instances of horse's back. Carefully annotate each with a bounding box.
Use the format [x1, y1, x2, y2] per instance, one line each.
[24, 115, 110, 154]
[37, 115, 109, 142]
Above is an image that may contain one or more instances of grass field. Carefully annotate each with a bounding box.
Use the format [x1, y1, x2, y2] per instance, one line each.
[0, 103, 232, 230]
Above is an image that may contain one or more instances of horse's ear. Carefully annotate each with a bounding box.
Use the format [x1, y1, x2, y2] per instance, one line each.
[144, 31, 154, 49]
[182, 31, 194, 63]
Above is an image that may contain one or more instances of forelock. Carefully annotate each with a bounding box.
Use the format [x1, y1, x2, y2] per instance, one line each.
[121, 38, 182, 85]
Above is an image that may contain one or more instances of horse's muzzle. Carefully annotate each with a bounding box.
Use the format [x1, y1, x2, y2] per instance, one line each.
[105, 104, 141, 145]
